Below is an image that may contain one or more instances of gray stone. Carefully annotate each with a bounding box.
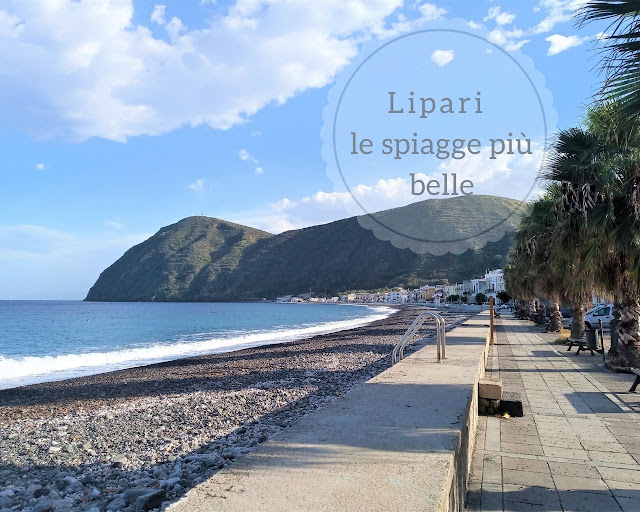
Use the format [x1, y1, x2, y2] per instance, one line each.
[33, 488, 49, 499]
[111, 454, 128, 468]
[479, 379, 503, 400]
[32, 498, 54, 512]
[134, 490, 165, 511]
[107, 498, 127, 511]
[124, 488, 155, 504]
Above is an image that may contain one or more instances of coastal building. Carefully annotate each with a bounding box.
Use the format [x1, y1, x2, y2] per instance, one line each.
[444, 284, 457, 297]
[469, 278, 487, 295]
[484, 269, 505, 296]
[418, 285, 435, 301]
[387, 290, 408, 303]
[278, 269, 505, 306]
[376, 292, 389, 303]
[276, 295, 295, 303]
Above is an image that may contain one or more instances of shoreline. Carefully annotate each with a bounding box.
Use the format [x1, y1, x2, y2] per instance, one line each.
[0, 303, 395, 391]
[0, 307, 472, 512]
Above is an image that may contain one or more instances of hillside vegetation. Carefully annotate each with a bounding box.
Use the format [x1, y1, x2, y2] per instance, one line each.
[86, 195, 522, 301]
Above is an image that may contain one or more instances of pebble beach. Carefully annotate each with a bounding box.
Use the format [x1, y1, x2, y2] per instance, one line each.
[0, 307, 472, 512]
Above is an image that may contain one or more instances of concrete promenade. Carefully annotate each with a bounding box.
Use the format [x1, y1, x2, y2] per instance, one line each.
[465, 316, 640, 512]
[170, 313, 493, 512]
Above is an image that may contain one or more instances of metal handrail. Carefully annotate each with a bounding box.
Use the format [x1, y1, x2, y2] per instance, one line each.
[391, 312, 446, 365]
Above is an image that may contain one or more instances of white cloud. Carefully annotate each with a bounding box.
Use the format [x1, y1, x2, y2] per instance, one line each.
[104, 219, 124, 230]
[467, 21, 482, 30]
[34, 163, 45, 170]
[505, 39, 531, 52]
[376, 2, 446, 38]
[0, 0, 403, 142]
[417, 3, 447, 20]
[487, 28, 530, 51]
[479, 1, 589, 53]
[431, 49, 454, 67]
[239, 148, 262, 174]
[150, 4, 165, 25]
[531, 0, 587, 35]
[188, 178, 205, 192]
[484, 7, 516, 26]
[239, 149, 252, 162]
[233, 147, 542, 233]
[0, 224, 150, 299]
[545, 34, 589, 55]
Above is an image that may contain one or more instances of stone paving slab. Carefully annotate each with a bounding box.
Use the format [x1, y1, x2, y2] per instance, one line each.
[465, 316, 640, 512]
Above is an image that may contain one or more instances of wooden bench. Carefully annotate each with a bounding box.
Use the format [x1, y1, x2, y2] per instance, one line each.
[567, 338, 602, 356]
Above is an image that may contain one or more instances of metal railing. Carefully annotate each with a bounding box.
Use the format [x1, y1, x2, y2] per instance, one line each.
[391, 312, 446, 365]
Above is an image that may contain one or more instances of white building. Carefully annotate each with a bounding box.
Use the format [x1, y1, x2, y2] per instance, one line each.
[444, 284, 457, 297]
[470, 278, 487, 295]
[484, 269, 505, 296]
[387, 290, 408, 303]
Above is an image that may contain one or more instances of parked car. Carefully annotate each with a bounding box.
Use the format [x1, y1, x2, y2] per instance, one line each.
[562, 304, 615, 330]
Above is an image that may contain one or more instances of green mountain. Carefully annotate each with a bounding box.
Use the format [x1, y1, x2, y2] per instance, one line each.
[85, 195, 523, 301]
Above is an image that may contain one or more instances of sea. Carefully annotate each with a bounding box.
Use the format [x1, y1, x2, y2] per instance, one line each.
[0, 301, 393, 390]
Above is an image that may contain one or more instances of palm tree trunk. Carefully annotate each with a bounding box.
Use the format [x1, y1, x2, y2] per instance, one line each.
[538, 300, 547, 325]
[570, 305, 585, 340]
[615, 296, 640, 368]
[547, 299, 563, 332]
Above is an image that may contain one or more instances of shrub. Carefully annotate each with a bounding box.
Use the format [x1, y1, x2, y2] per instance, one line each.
[475, 292, 487, 305]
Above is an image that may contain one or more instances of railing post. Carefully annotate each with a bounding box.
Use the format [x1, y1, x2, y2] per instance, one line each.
[439, 315, 446, 359]
[490, 296, 495, 345]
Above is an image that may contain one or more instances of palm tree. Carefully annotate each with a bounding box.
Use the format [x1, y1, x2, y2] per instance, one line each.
[542, 106, 640, 366]
[506, 187, 593, 338]
[579, 1, 640, 126]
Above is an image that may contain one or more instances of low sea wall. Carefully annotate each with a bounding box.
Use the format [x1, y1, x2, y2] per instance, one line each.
[169, 312, 492, 512]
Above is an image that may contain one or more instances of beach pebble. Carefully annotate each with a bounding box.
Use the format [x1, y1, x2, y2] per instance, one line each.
[134, 489, 165, 511]
[0, 308, 471, 512]
[111, 454, 128, 468]
[106, 497, 126, 511]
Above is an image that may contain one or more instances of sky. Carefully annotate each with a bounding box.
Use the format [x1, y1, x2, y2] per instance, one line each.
[0, 0, 608, 299]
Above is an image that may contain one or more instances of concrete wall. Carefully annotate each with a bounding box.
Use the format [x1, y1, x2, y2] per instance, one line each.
[169, 312, 491, 512]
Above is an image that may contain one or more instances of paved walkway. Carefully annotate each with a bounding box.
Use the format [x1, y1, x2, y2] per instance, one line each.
[465, 316, 640, 512]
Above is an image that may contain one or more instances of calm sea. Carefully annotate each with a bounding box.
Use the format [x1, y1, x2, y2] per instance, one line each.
[0, 301, 393, 390]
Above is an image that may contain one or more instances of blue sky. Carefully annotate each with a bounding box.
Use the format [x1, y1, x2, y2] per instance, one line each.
[0, 0, 607, 299]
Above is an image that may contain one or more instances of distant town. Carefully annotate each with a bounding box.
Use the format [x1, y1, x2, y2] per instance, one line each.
[276, 269, 507, 305]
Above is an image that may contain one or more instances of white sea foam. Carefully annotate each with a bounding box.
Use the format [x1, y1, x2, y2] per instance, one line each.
[0, 305, 394, 389]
